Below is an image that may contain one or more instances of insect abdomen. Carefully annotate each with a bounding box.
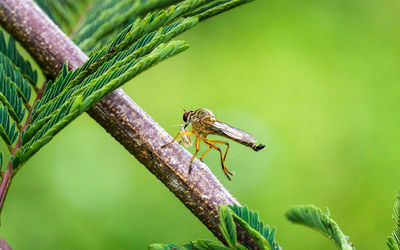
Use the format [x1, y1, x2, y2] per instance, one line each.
[225, 136, 265, 152]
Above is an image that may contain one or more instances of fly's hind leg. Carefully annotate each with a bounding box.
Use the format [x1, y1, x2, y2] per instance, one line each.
[199, 146, 212, 162]
[202, 138, 232, 181]
[206, 139, 230, 161]
[161, 131, 193, 148]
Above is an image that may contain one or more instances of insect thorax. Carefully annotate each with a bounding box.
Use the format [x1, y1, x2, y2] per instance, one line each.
[191, 117, 212, 137]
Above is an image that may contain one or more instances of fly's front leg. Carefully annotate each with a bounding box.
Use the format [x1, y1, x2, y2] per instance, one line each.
[161, 131, 193, 148]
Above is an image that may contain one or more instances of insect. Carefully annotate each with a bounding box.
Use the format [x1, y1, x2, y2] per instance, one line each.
[162, 108, 265, 181]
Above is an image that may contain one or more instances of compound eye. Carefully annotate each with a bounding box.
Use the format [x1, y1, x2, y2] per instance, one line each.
[183, 111, 190, 122]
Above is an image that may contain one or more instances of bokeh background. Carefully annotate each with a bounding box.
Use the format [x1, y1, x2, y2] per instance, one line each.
[1, 0, 400, 249]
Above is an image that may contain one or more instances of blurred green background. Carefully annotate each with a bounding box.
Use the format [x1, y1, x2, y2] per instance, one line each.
[1, 0, 400, 249]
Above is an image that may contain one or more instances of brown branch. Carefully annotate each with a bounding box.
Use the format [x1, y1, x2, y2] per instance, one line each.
[0, 0, 258, 248]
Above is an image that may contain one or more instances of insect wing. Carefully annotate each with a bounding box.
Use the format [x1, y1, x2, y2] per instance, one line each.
[207, 120, 257, 143]
[179, 125, 193, 147]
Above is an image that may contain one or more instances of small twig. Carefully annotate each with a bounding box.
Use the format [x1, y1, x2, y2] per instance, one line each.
[0, 160, 11, 216]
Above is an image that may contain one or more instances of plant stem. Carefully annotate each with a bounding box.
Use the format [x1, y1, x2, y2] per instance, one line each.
[0, 161, 12, 218]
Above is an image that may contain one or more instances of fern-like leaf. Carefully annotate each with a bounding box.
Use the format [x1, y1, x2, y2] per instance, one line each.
[32, 63, 70, 116]
[0, 53, 32, 103]
[228, 204, 280, 250]
[185, 0, 252, 21]
[388, 192, 400, 250]
[0, 102, 19, 146]
[0, 67, 26, 123]
[227, 205, 278, 250]
[286, 205, 353, 250]
[219, 205, 237, 247]
[0, 31, 38, 85]
[190, 240, 232, 250]
[148, 243, 186, 249]
[72, 0, 178, 52]
[34, 0, 90, 33]
[73, 0, 254, 53]
[0, 30, 37, 149]
[149, 241, 231, 250]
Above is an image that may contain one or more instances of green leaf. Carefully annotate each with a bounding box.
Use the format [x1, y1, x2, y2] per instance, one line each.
[32, 63, 70, 116]
[228, 204, 280, 250]
[148, 243, 184, 250]
[72, 0, 178, 53]
[0, 53, 32, 103]
[34, 0, 90, 33]
[73, 0, 252, 53]
[148, 243, 181, 250]
[388, 237, 400, 250]
[0, 67, 26, 123]
[0, 30, 38, 85]
[149, 240, 230, 250]
[185, 0, 253, 21]
[218, 206, 237, 247]
[0, 102, 19, 146]
[388, 192, 400, 250]
[286, 205, 353, 250]
[224, 205, 270, 250]
[190, 240, 230, 250]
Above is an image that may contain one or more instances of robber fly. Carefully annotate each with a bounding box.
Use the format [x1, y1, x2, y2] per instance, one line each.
[162, 108, 265, 181]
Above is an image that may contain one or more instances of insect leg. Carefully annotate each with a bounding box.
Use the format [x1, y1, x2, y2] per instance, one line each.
[190, 137, 201, 165]
[161, 131, 193, 148]
[199, 146, 212, 162]
[202, 138, 232, 181]
[205, 139, 229, 161]
[189, 136, 200, 174]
